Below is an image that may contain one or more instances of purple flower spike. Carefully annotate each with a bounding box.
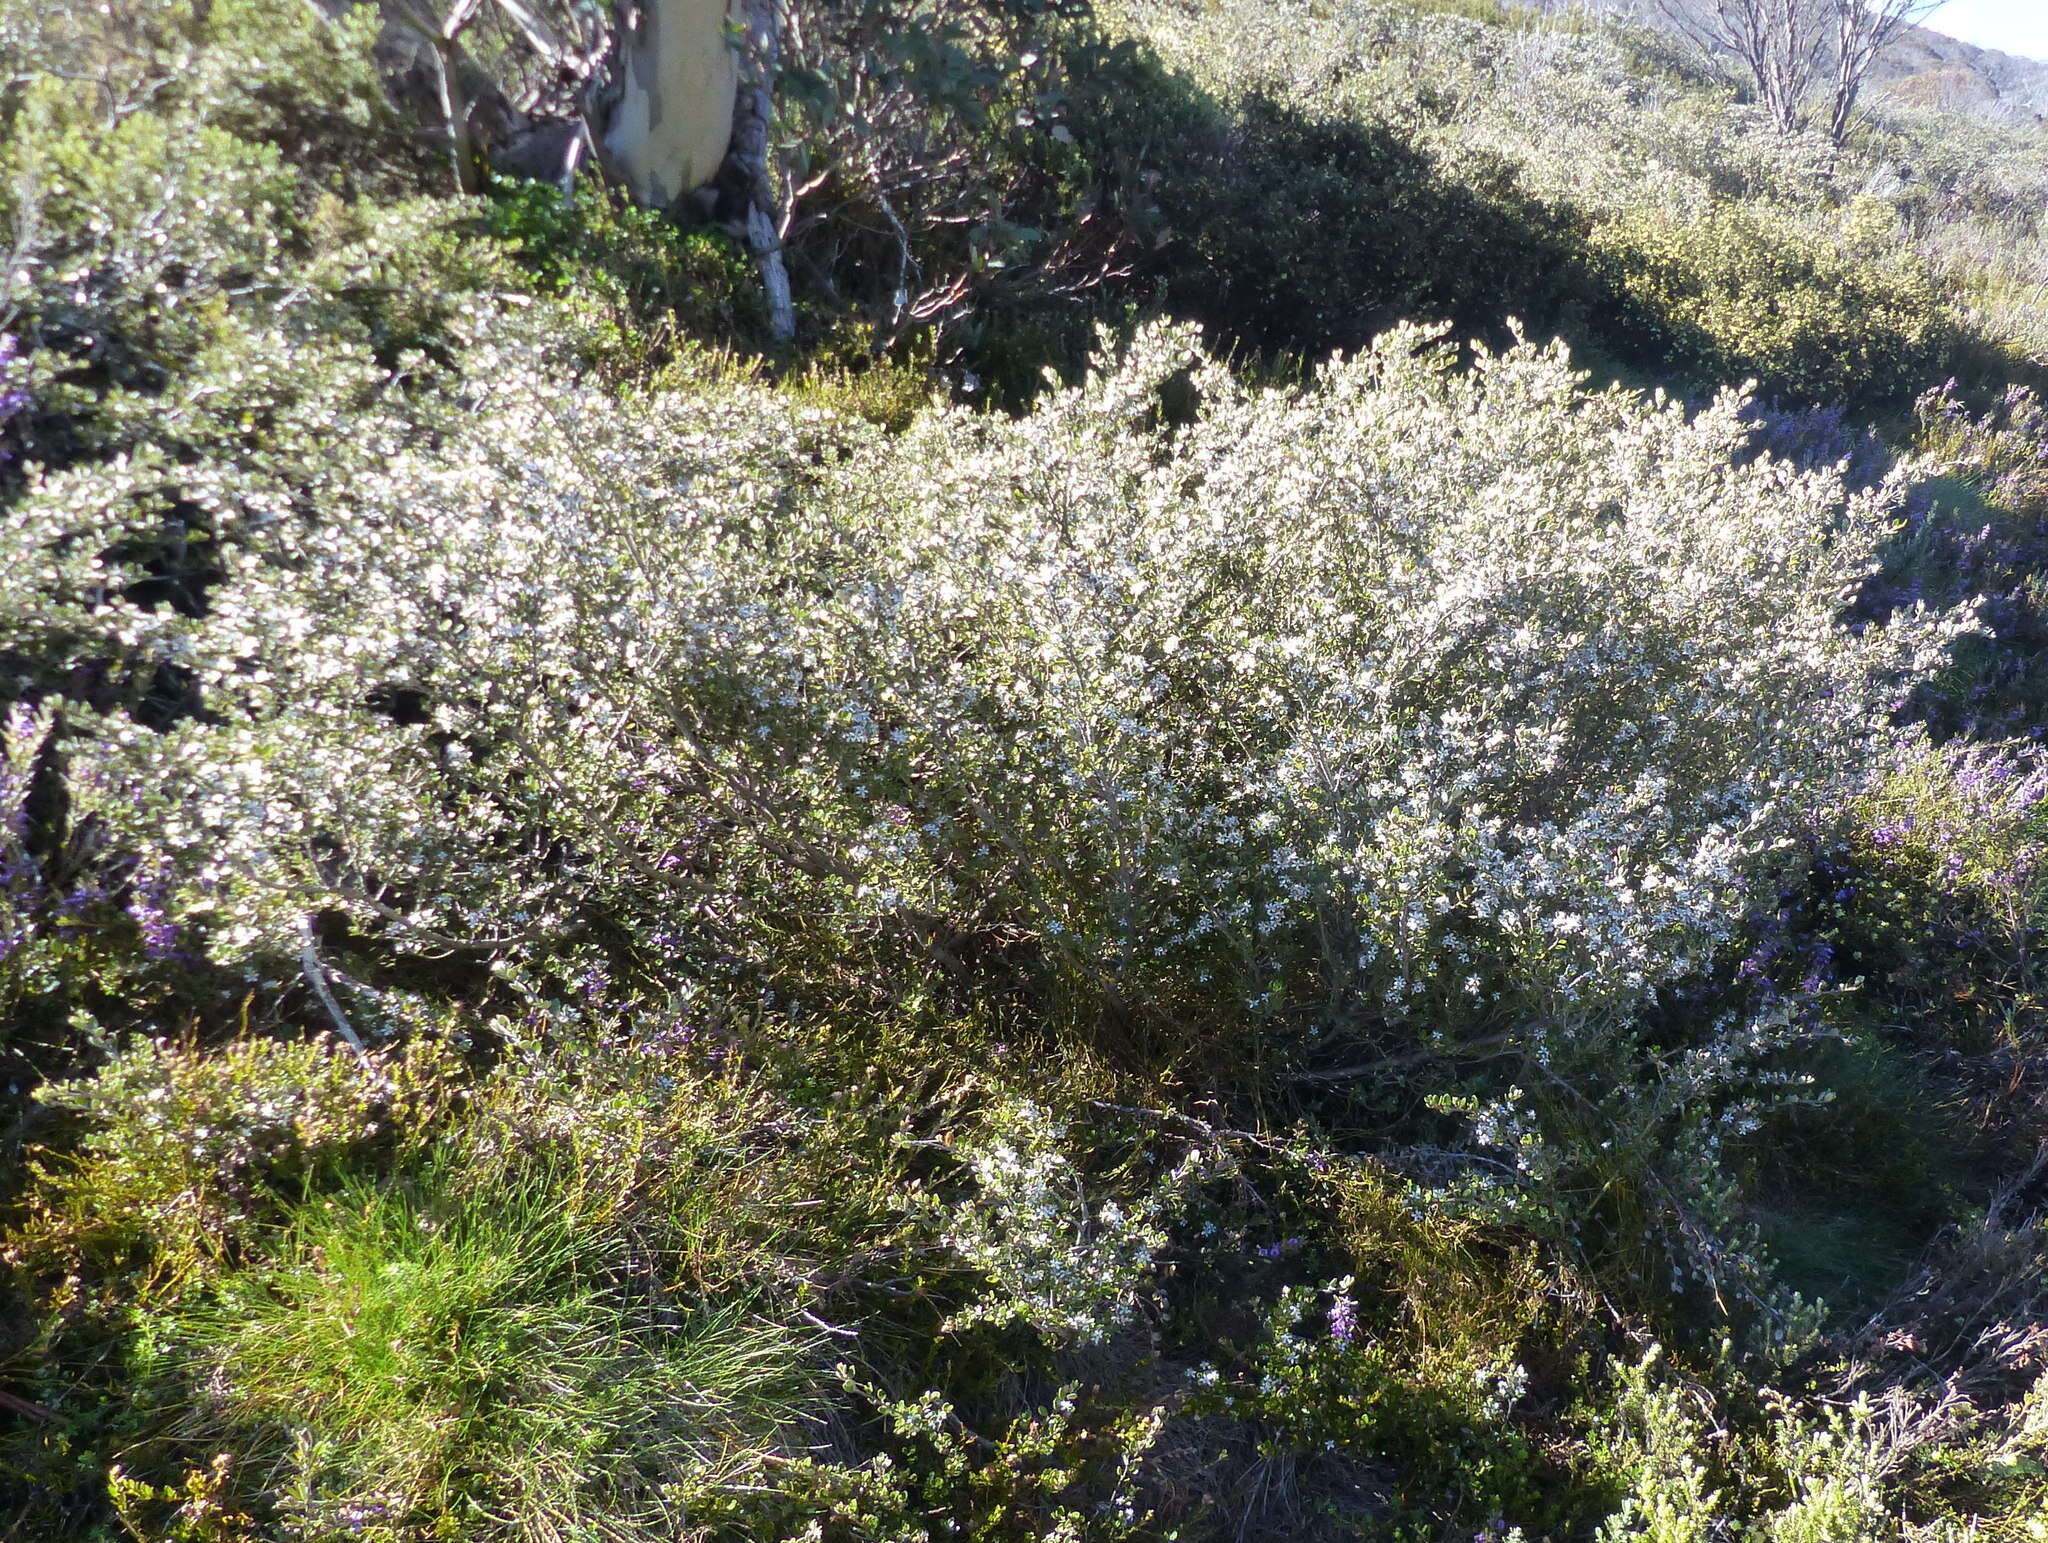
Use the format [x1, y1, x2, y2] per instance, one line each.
[127, 868, 179, 961]
[0, 334, 28, 462]
[1328, 1294, 1357, 1347]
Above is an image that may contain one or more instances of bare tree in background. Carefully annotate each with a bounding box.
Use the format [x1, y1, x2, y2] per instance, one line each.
[1661, 0, 1819, 133]
[1660, 0, 1938, 141]
[1823, 0, 1940, 142]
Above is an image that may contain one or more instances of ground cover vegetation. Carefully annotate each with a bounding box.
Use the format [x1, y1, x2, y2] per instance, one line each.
[3, 0, 2048, 1538]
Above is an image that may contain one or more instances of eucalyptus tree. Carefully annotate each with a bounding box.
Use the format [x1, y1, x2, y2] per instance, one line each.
[325, 0, 1079, 345]
[1659, 0, 1939, 141]
[324, 0, 793, 338]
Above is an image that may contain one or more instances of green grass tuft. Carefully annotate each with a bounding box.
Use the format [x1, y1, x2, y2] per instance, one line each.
[164, 1151, 821, 1541]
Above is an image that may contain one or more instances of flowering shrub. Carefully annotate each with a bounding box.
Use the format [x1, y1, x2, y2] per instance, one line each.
[1916, 382, 2048, 515]
[1183, 1273, 1548, 1520]
[0, 334, 28, 467]
[1835, 740, 2048, 1060]
[0, 701, 51, 967]
[6, 1, 2048, 1538]
[1861, 742, 2048, 915]
[41, 319, 1962, 1048]
[8, 314, 1967, 1391]
[932, 1098, 1206, 1345]
[739, 1375, 1168, 1543]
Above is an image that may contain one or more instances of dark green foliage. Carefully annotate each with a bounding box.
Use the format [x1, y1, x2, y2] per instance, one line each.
[774, 7, 1984, 413]
[1743, 1036, 1960, 1320]
[1187, 105, 1549, 354]
[1069, 73, 1590, 362]
[484, 178, 769, 359]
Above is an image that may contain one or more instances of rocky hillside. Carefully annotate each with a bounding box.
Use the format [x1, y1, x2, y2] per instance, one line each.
[1871, 22, 2048, 116]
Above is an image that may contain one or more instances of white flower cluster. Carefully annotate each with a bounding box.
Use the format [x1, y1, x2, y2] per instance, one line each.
[1439, 1004, 1838, 1359]
[8, 307, 1963, 1043]
[932, 1099, 1203, 1346]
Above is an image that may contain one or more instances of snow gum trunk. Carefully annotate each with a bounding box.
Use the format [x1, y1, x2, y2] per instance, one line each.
[603, 0, 740, 209]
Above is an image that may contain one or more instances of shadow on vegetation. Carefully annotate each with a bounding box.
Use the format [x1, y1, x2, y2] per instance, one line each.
[698, 19, 2030, 418]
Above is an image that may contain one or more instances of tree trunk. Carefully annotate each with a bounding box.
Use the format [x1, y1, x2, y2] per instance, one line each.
[597, 0, 742, 212]
[728, 0, 794, 341]
[322, 1, 795, 333]
[592, 0, 793, 341]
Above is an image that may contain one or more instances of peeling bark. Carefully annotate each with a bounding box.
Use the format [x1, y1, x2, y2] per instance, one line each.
[598, 0, 740, 211]
[313, 1, 793, 332]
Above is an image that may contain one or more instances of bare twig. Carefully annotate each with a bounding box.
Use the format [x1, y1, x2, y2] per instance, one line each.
[0, 1389, 57, 1423]
[297, 915, 367, 1054]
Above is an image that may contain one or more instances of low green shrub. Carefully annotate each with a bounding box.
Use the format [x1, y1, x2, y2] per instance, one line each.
[483, 178, 768, 365]
[1177, 1242, 1561, 1536]
[721, 1378, 1170, 1543]
[782, 343, 941, 432]
[6, 1, 2048, 1538]
[17, 1034, 462, 1285]
[1106, 0, 2007, 411]
[1118, 90, 1586, 359]
[1586, 203, 1956, 408]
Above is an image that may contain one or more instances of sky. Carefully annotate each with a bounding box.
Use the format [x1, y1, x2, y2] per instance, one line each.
[1924, 0, 2048, 62]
